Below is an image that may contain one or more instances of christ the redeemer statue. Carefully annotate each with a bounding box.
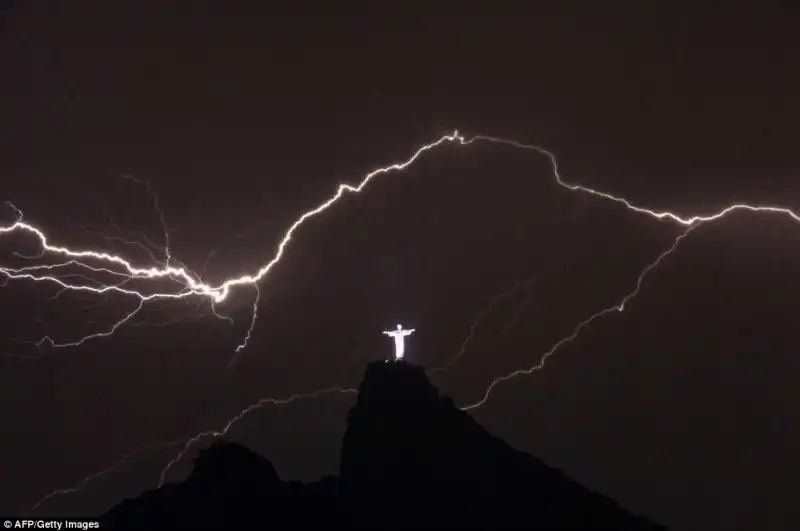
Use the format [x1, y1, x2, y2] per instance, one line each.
[383, 324, 415, 360]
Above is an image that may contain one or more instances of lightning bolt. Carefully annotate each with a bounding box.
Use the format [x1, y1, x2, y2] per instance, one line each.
[461, 223, 701, 411]
[31, 386, 358, 513]
[118, 174, 174, 267]
[0, 132, 467, 353]
[3, 130, 798, 354]
[8, 129, 800, 515]
[429, 275, 539, 373]
[230, 285, 261, 363]
[469, 134, 800, 226]
[500, 281, 536, 338]
[31, 439, 189, 513]
[156, 386, 358, 488]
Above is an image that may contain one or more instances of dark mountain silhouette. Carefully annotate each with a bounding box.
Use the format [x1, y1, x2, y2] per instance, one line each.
[101, 361, 666, 529]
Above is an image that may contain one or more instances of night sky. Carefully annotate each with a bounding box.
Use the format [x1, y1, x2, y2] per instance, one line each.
[1, 2, 799, 530]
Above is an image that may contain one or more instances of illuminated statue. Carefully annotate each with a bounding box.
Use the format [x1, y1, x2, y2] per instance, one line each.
[383, 324, 415, 360]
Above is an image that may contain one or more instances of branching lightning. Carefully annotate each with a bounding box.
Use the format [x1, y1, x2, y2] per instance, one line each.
[0, 132, 465, 354]
[30, 386, 357, 513]
[500, 281, 536, 338]
[461, 223, 700, 411]
[31, 439, 189, 513]
[3, 131, 799, 354]
[430, 275, 539, 373]
[9, 129, 800, 515]
[156, 386, 358, 488]
[231, 285, 261, 360]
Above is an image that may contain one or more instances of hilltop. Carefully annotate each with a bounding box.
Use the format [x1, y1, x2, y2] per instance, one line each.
[101, 361, 665, 530]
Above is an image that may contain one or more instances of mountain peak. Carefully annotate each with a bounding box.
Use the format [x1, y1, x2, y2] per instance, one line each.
[101, 358, 666, 530]
[352, 360, 441, 413]
[339, 360, 664, 529]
